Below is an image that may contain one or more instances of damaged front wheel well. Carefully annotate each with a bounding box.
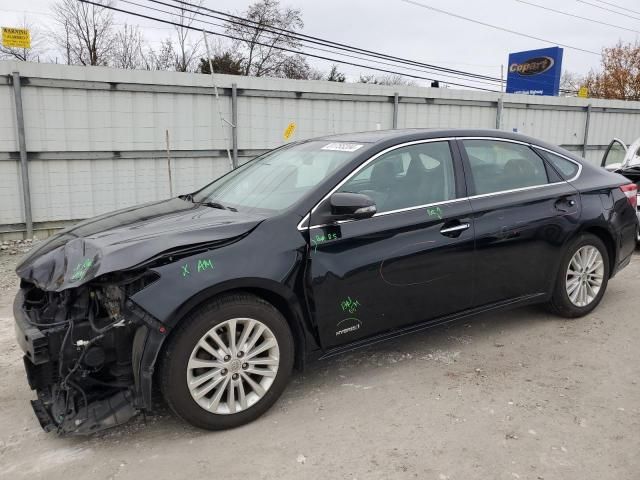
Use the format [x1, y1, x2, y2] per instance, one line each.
[153, 287, 306, 390]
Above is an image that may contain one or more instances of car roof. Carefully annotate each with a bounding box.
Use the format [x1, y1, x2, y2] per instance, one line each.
[316, 128, 552, 148]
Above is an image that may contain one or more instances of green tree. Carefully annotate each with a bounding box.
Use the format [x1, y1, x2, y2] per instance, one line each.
[199, 53, 244, 75]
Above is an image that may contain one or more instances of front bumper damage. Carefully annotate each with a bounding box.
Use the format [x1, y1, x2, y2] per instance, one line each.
[14, 279, 167, 435]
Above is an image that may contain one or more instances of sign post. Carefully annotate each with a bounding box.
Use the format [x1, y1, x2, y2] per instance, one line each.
[2, 27, 30, 49]
[506, 47, 563, 96]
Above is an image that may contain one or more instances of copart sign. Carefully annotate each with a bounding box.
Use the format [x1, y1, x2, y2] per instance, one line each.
[506, 46, 563, 96]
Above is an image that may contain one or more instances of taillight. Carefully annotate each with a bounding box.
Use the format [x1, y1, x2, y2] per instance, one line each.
[620, 183, 638, 208]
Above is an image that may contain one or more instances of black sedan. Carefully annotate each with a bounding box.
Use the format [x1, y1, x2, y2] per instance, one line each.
[13, 129, 638, 434]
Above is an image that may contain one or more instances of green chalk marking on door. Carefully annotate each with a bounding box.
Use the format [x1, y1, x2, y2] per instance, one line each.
[312, 232, 338, 252]
[427, 206, 443, 219]
[340, 296, 361, 314]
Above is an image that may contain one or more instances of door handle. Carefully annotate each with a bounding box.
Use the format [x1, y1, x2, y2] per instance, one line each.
[440, 222, 470, 236]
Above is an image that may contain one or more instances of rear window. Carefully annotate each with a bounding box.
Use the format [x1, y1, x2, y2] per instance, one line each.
[536, 149, 579, 180]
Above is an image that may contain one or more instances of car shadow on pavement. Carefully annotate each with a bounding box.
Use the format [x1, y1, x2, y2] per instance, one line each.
[49, 304, 563, 444]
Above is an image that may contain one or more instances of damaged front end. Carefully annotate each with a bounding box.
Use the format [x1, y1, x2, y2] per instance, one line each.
[14, 271, 165, 435]
[12, 199, 264, 434]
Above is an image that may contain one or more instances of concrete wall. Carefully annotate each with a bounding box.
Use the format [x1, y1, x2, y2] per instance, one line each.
[1, 60, 640, 237]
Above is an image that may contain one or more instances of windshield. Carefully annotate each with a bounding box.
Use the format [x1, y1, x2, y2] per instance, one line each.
[192, 140, 365, 215]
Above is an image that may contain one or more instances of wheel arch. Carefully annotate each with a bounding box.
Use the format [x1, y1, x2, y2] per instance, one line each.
[580, 225, 616, 278]
[160, 279, 314, 372]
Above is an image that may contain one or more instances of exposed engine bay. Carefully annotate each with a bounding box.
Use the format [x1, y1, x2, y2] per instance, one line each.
[15, 272, 165, 435]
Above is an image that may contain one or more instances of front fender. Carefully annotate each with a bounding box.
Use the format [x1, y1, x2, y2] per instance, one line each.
[129, 244, 306, 328]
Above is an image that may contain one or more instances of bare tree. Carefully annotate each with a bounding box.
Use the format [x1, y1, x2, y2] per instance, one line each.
[279, 54, 311, 79]
[358, 73, 416, 86]
[228, 0, 305, 78]
[307, 68, 325, 80]
[144, 39, 176, 71]
[51, 0, 115, 66]
[0, 17, 48, 62]
[326, 64, 346, 82]
[172, 1, 203, 72]
[560, 71, 584, 96]
[111, 24, 146, 69]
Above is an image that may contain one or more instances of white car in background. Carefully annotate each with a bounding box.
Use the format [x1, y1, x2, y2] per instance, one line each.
[602, 137, 640, 242]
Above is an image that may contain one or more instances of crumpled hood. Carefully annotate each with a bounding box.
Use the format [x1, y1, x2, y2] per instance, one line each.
[16, 198, 264, 291]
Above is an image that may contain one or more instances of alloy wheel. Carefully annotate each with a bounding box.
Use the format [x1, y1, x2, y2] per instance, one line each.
[186, 318, 280, 414]
[565, 245, 604, 308]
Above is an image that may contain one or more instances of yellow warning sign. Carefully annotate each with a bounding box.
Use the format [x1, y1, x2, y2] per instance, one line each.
[2, 27, 30, 49]
[283, 122, 296, 141]
[578, 86, 588, 98]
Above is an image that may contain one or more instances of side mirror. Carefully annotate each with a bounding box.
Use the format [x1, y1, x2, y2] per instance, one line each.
[329, 192, 376, 221]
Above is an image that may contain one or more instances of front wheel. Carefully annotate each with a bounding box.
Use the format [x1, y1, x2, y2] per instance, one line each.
[160, 293, 294, 430]
[547, 233, 610, 318]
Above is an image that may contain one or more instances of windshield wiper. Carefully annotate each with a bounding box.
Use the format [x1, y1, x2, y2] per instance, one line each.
[199, 201, 238, 212]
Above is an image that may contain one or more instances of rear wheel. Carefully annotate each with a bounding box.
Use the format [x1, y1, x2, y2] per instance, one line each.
[160, 293, 294, 430]
[547, 233, 610, 318]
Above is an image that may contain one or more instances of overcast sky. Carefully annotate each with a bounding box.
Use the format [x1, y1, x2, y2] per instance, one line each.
[2, 0, 639, 90]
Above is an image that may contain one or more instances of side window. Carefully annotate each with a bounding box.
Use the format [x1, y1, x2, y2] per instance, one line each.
[338, 141, 456, 214]
[462, 140, 549, 195]
[536, 149, 579, 180]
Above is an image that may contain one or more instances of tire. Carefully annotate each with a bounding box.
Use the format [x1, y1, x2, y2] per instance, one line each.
[160, 293, 294, 430]
[547, 233, 610, 318]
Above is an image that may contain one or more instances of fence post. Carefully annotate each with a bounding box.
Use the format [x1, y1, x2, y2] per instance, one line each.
[166, 129, 173, 197]
[582, 103, 592, 158]
[231, 83, 238, 168]
[393, 92, 399, 129]
[12, 72, 33, 239]
[495, 97, 503, 130]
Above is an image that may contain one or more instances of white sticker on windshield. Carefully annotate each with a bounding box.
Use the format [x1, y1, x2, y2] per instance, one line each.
[321, 143, 364, 152]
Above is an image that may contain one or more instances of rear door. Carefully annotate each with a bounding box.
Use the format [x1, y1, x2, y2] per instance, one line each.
[601, 139, 627, 171]
[305, 139, 475, 349]
[458, 138, 581, 306]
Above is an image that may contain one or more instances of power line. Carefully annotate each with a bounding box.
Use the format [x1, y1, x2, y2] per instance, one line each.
[399, 0, 601, 56]
[590, 0, 640, 16]
[124, 0, 500, 87]
[142, 0, 578, 93]
[124, 0, 502, 88]
[516, 0, 640, 34]
[576, 0, 640, 21]
[78, 0, 502, 91]
[159, 0, 504, 83]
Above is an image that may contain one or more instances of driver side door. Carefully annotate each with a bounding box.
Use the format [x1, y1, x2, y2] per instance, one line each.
[304, 139, 475, 349]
